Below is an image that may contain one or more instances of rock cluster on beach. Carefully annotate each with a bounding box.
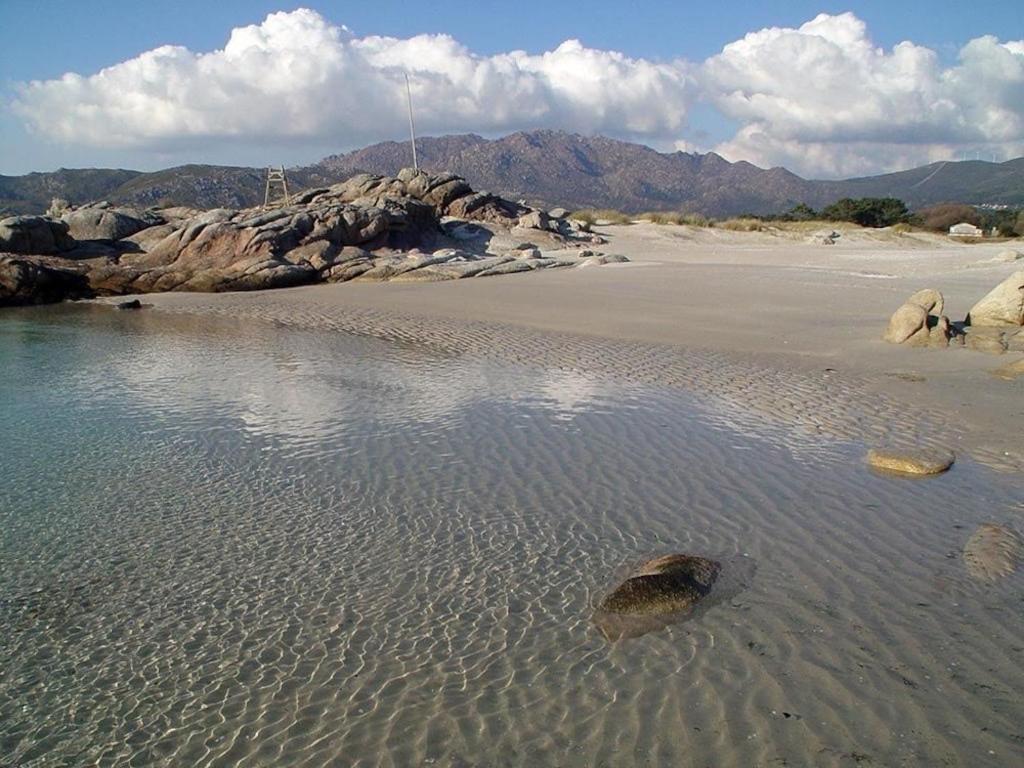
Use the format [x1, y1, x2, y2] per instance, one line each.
[0, 169, 625, 307]
[882, 268, 1024, 356]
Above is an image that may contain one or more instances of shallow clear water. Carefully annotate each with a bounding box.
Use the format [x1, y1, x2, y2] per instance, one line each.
[1, 305, 1022, 767]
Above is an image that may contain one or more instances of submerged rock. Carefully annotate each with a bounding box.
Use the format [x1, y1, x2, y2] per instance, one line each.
[598, 554, 720, 615]
[963, 524, 1022, 583]
[866, 447, 955, 476]
[592, 553, 755, 641]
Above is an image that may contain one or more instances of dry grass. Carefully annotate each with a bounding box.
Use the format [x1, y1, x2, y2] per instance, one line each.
[638, 211, 713, 227]
[569, 209, 633, 226]
[716, 217, 767, 232]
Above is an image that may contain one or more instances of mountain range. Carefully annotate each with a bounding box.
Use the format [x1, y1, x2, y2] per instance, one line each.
[2, 131, 1022, 218]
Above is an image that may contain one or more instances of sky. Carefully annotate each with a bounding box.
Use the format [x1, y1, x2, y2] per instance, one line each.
[1, 1, 1022, 179]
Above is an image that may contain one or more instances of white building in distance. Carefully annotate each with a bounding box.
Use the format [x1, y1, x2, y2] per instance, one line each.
[949, 222, 984, 238]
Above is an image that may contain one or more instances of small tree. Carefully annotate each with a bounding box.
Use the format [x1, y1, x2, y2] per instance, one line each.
[915, 203, 980, 232]
[822, 197, 909, 228]
[786, 203, 818, 221]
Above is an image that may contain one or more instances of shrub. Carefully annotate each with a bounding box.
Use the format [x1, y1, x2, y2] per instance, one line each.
[636, 211, 712, 227]
[822, 197, 909, 228]
[915, 203, 980, 232]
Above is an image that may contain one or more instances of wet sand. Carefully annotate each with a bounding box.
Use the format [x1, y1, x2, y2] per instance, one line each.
[130, 223, 1024, 472]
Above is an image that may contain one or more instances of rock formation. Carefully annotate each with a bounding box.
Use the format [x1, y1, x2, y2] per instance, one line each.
[883, 289, 947, 346]
[882, 273, 1024, 353]
[966, 270, 1024, 327]
[0, 170, 625, 307]
[0, 216, 75, 255]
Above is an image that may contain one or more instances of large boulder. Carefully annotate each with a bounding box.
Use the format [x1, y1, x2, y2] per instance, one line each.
[883, 302, 929, 344]
[0, 256, 90, 306]
[906, 288, 944, 317]
[62, 207, 164, 241]
[967, 271, 1024, 327]
[0, 216, 75, 255]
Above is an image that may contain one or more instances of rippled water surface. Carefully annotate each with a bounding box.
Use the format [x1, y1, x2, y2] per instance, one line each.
[1, 305, 1022, 767]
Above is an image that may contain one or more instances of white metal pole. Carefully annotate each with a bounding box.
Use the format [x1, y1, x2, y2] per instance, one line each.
[405, 72, 419, 172]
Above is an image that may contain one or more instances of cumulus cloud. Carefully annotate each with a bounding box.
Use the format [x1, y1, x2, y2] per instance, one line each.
[9, 9, 1024, 177]
[703, 12, 1024, 176]
[11, 8, 692, 150]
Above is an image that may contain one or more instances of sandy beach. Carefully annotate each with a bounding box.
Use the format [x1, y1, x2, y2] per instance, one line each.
[130, 223, 1024, 473]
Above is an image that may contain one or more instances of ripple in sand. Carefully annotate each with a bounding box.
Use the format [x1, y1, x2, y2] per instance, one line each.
[963, 524, 1023, 583]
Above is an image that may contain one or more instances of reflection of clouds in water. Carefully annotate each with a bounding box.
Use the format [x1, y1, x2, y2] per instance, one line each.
[524, 369, 619, 420]
[100, 318, 630, 446]
[102, 328, 504, 446]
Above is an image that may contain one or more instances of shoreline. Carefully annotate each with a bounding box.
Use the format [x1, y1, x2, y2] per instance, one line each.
[93, 222, 1023, 472]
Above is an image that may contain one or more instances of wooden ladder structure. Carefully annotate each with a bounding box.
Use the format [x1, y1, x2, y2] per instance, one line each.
[263, 166, 291, 208]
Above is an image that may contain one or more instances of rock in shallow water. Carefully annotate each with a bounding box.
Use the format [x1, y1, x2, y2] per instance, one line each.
[592, 553, 756, 641]
[866, 447, 955, 476]
[963, 524, 1022, 583]
[598, 554, 721, 614]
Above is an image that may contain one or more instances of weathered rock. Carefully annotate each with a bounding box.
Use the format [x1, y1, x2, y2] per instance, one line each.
[808, 230, 838, 245]
[597, 554, 721, 615]
[965, 328, 1008, 354]
[991, 357, 1024, 380]
[0, 216, 75, 255]
[866, 447, 955, 476]
[2, 170, 598, 304]
[548, 207, 569, 219]
[928, 315, 952, 347]
[966, 270, 1024, 327]
[62, 207, 163, 241]
[906, 288, 944, 317]
[963, 524, 1022, 583]
[883, 303, 929, 344]
[0, 255, 90, 305]
[577, 253, 630, 267]
[518, 210, 551, 231]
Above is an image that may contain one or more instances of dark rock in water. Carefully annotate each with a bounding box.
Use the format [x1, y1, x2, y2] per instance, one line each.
[598, 554, 721, 614]
[593, 553, 754, 641]
[117, 299, 142, 310]
[0, 255, 90, 306]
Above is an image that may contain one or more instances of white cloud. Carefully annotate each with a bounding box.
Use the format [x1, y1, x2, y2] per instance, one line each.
[703, 12, 1024, 176]
[12, 8, 692, 150]
[8, 9, 1024, 177]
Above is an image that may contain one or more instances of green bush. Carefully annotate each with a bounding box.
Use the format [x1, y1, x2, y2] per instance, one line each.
[822, 197, 909, 228]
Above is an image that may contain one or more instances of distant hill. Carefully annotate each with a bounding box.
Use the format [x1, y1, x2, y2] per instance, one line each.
[2, 131, 1022, 217]
[318, 131, 820, 216]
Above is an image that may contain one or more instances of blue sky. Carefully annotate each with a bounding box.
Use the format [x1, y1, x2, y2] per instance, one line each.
[1, 1, 1022, 177]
